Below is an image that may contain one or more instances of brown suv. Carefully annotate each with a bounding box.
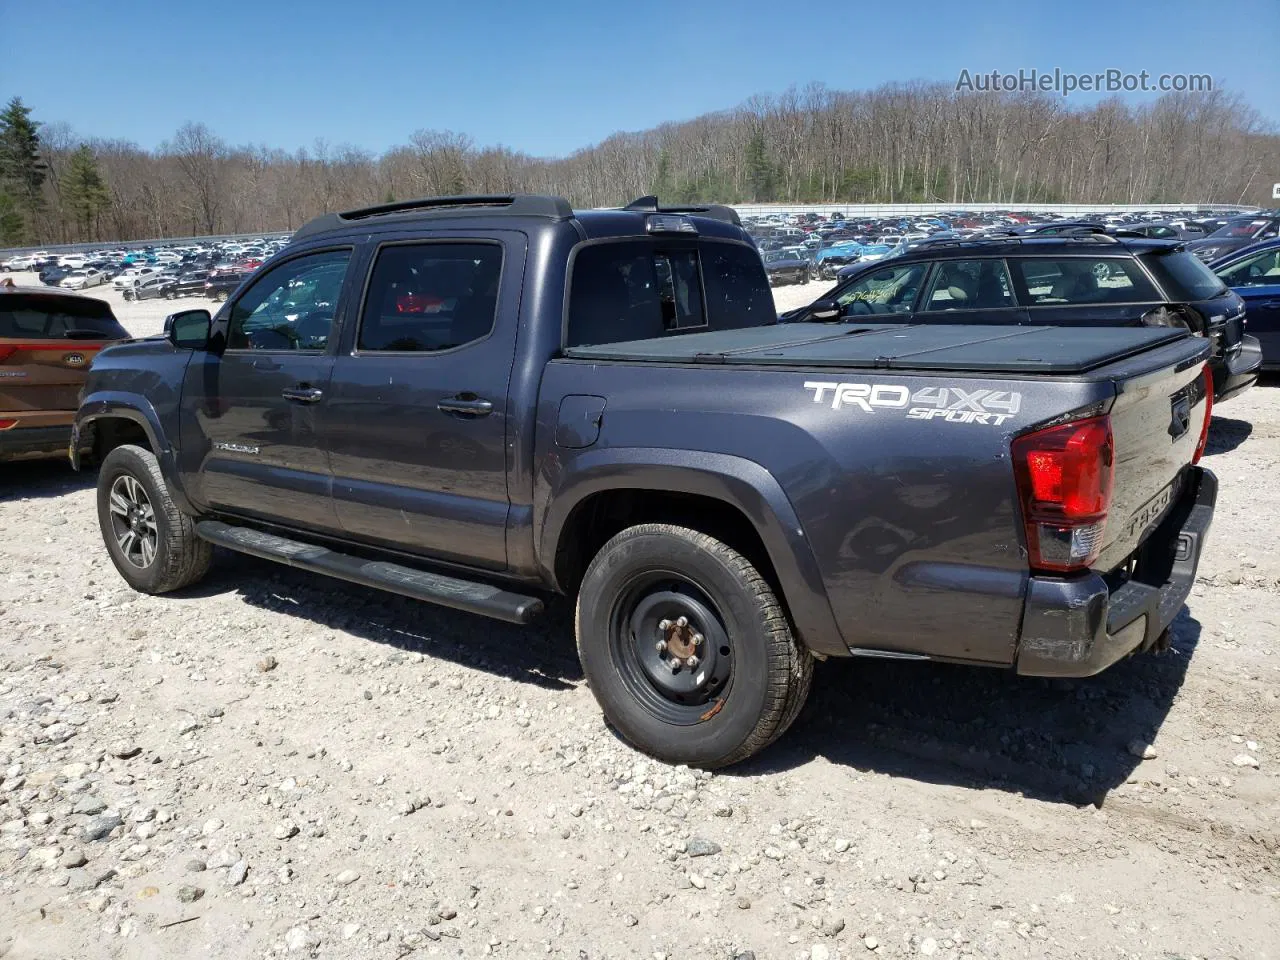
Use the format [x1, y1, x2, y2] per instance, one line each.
[1, 284, 130, 462]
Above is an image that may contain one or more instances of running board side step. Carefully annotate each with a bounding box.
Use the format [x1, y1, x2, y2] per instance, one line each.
[195, 520, 544, 624]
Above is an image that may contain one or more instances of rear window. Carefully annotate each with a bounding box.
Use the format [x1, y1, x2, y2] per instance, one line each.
[1012, 257, 1159, 305]
[0, 294, 128, 339]
[566, 240, 771, 348]
[1142, 250, 1228, 300]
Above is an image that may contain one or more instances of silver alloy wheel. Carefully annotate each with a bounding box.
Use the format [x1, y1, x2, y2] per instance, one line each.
[107, 474, 158, 568]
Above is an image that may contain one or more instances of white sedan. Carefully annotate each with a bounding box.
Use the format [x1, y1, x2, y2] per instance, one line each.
[60, 268, 106, 289]
[113, 266, 159, 289]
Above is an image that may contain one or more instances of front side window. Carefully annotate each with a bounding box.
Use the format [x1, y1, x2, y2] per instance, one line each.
[1216, 248, 1280, 287]
[1013, 257, 1159, 305]
[227, 250, 350, 351]
[835, 262, 927, 316]
[358, 243, 503, 352]
[921, 259, 1015, 311]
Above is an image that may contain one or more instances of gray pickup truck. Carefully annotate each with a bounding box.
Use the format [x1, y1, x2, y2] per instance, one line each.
[72, 195, 1217, 768]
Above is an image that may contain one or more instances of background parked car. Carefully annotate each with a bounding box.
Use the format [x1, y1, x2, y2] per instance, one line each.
[0, 285, 130, 462]
[1212, 238, 1280, 370]
[122, 274, 175, 301]
[762, 249, 809, 286]
[1186, 215, 1280, 262]
[60, 268, 106, 290]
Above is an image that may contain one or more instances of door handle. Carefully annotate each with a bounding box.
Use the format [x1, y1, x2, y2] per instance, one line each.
[1258, 300, 1280, 309]
[252, 358, 281, 371]
[437, 395, 494, 417]
[281, 385, 323, 403]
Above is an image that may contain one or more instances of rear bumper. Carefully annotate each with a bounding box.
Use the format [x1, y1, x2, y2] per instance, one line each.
[1015, 466, 1216, 678]
[0, 424, 76, 462]
[1210, 336, 1262, 403]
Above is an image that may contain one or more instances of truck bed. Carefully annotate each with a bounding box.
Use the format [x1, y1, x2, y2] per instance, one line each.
[564, 323, 1188, 375]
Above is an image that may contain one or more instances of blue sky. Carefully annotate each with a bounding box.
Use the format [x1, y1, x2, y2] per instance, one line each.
[5, 0, 1277, 157]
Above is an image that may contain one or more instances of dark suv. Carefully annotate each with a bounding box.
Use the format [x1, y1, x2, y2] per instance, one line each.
[788, 235, 1261, 402]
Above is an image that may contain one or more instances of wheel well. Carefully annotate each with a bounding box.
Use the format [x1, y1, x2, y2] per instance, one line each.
[92, 417, 152, 461]
[554, 490, 782, 598]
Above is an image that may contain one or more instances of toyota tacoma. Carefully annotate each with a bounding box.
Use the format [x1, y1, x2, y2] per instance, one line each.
[72, 195, 1217, 768]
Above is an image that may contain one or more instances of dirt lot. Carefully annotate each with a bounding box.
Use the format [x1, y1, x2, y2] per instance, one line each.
[1, 272, 1277, 959]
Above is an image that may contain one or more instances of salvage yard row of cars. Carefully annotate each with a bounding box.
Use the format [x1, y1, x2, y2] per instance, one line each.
[753, 207, 1280, 284]
[0, 194, 1275, 767]
[1, 235, 288, 302]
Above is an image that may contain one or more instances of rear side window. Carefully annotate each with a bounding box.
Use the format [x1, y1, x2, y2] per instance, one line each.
[1142, 250, 1228, 300]
[1012, 258, 1159, 305]
[359, 243, 503, 353]
[0, 295, 128, 339]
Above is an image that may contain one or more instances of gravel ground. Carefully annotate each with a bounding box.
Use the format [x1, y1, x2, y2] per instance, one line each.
[1, 272, 1278, 959]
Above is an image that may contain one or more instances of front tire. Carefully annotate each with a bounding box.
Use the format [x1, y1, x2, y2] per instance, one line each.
[96, 444, 212, 594]
[576, 524, 812, 768]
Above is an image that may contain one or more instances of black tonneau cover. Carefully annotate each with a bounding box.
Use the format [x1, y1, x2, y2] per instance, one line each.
[563, 323, 1188, 375]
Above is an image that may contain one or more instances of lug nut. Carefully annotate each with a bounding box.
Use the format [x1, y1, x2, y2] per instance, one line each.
[658, 619, 672, 631]
[655, 640, 667, 654]
[670, 661, 682, 674]
[686, 655, 700, 670]
[691, 632, 704, 647]
[676, 616, 689, 628]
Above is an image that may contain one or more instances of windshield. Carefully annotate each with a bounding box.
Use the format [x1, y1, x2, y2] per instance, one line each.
[1143, 249, 1228, 300]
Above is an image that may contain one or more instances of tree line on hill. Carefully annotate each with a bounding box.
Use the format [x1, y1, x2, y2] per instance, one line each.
[1, 82, 1276, 247]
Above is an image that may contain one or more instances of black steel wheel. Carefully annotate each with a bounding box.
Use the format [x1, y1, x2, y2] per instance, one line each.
[576, 524, 812, 768]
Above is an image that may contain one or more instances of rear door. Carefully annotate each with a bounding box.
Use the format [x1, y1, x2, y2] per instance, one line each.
[0, 292, 128, 433]
[324, 234, 524, 570]
[179, 247, 354, 531]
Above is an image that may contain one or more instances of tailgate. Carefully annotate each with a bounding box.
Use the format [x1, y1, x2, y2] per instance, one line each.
[0, 339, 110, 417]
[1091, 343, 1211, 572]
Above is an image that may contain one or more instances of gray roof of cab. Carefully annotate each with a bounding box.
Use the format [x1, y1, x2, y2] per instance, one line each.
[290, 194, 743, 242]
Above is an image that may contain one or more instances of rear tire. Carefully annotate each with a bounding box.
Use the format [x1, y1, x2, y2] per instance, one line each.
[576, 524, 812, 768]
[96, 444, 212, 594]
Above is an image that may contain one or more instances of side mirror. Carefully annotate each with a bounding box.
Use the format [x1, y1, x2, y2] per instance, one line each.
[808, 298, 841, 321]
[165, 309, 212, 349]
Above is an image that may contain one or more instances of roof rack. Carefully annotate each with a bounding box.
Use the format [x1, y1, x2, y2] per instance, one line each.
[907, 232, 1122, 251]
[622, 196, 742, 226]
[292, 194, 574, 241]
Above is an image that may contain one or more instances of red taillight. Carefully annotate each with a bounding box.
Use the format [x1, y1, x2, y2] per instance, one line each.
[0, 345, 15, 362]
[1012, 415, 1114, 573]
[0, 419, 16, 430]
[1193, 366, 1213, 465]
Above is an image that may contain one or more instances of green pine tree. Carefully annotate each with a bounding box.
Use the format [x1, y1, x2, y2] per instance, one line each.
[63, 144, 111, 239]
[0, 97, 47, 242]
[744, 132, 775, 202]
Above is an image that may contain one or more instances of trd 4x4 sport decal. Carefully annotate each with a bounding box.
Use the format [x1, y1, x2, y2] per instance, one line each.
[804, 381, 1022, 426]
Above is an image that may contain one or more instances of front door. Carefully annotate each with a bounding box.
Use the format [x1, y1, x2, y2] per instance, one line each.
[179, 248, 354, 531]
[324, 235, 524, 570]
[1218, 246, 1280, 363]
